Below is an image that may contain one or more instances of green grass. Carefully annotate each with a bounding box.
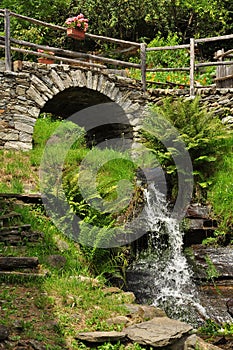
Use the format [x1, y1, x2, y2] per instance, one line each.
[0, 200, 147, 349]
[0, 115, 144, 348]
[208, 135, 233, 240]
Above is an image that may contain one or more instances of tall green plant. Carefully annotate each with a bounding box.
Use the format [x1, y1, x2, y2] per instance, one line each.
[142, 97, 230, 201]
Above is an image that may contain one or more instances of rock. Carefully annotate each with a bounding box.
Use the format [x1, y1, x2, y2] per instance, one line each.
[106, 316, 130, 326]
[192, 246, 233, 280]
[0, 325, 9, 340]
[125, 317, 192, 348]
[118, 292, 136, 303]
[75, 331, 127, 343]
[102, 287, 122, 295]
[77, 275, 101, 287]
[185, 204, 211, 219]
[46, 254, 66, 268]
[184, 335, 222, 350]
[124, 303, 167, 320]
[55, 238, 69, 252]
[226, 298, 233, 317]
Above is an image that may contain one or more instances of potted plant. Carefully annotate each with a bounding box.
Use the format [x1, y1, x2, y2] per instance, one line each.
[37, 48, 55, 64]
[65, 13, 88, 40]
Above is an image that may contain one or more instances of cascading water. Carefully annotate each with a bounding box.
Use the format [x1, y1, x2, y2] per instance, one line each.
[127, 183, 207, 326]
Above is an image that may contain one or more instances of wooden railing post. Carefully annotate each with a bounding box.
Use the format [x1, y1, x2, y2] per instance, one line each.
[4, 9, 12, 71]
[140, 43, 147, 92]
[189, 38, 195, 97]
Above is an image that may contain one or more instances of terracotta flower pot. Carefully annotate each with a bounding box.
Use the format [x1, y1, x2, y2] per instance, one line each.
[37, 58, 55, 64]
[66, 27, 85, 40]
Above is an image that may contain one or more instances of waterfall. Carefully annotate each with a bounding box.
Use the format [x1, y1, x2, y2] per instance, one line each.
[127, 183, 207, 325]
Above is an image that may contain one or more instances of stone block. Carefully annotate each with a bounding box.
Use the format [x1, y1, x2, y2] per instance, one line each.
[4, 141, 32, 150]
[0, 131, 19, 141]
[27, 86, 46, 107]
[14, 122, 33, 134]
[19, 132, 32, 142]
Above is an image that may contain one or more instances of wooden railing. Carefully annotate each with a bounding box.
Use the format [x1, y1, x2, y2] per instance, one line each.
[1, 8, 233, 96]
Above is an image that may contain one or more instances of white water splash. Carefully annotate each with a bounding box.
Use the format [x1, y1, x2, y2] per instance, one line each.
[141, 183, 208, 323]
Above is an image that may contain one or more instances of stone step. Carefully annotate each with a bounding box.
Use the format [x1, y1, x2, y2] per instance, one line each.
[0, 256, 39, 270]
[0, 271, 47, 278]
[0, 212, 22, 227]
[0, 193, 42, 204]
[0, 224, 31, 234]
[0, 226, 42, 245]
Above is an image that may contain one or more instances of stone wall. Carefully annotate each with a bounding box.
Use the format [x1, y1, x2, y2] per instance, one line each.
[0, 61, 147, 151]
[149, 87, 233, 126]
[0, 60, 233, 151]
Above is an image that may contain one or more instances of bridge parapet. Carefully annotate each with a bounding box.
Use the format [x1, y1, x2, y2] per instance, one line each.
[0, 61, 149, 151]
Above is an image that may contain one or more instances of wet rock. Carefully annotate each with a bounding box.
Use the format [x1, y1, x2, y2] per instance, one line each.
[0, 325, 9, 340]
[184, 335, 222, 350]
[192, 246, 233, 280]
[185, 204, 211, 219]
[76, 331, 127, 343]
[125, 316, 192, 348]
[226, 298, 233, 317]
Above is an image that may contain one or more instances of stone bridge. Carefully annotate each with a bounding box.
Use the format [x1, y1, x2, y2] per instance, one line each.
[1, 60, 233, 151]
[0, 61, 150, 151]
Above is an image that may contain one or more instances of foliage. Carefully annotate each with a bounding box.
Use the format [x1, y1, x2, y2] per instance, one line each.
[32, 116, 138, 276]
[198, 319, 233, 336]
[0, 199, 145, 349]
[128, 33, 215, 88]
[0, 149, 37, 193]
[204, 254, 219, 281]
[208, 134, 233, 236]
[141, 97, 230, 201]
[147, 32, 189, 69]
[1, 0, 231, 57]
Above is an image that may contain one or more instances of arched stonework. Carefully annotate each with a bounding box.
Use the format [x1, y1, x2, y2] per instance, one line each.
[0, 62, 148, 151]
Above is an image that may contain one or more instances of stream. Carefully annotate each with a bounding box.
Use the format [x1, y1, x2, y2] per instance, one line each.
[126, 184, 233, 327]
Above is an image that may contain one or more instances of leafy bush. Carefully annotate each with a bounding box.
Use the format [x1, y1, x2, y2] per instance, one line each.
[147, 32, 189, 69]
[142, 97, 230, 202]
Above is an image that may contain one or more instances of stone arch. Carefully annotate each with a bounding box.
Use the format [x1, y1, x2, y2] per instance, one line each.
[0, 63, 146, 151]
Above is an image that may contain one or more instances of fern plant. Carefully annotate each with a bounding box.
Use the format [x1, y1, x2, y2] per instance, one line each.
[142, 97, 230, 202]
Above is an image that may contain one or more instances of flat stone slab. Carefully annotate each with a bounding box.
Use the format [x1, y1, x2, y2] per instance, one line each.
[184, 335, 222, 350]
[125, 317, 192, 347]
[75, 331, 127, 343]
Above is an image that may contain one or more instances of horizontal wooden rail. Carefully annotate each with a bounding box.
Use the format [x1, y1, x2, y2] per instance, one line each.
[9, 10, 140, 47]
[196, 60, 233, 68]
[146, 67, 189, 72]
[2, 7, 233, 95]
[9, 11, 66, 31]
[0, 44, 108, 68]
[146, 44, 190, 51]
[0, 36, 141, 68]
[196, 33, 233, 43]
